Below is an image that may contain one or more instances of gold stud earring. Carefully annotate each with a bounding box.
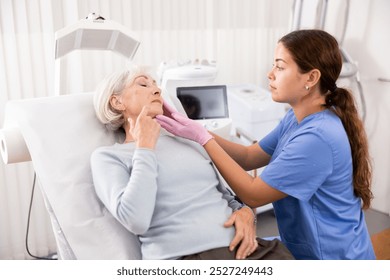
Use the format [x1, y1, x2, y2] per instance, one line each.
[305, 85, 310, 90]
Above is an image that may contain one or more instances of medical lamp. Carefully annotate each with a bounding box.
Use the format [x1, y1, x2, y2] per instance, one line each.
[54, 13, 140, 95]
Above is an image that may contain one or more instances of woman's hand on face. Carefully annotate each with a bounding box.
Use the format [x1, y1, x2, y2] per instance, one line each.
[129, 106, 161, 149]
[224, 206, 258, 260]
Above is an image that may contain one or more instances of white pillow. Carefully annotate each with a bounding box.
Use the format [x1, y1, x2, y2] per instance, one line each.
[11, 92, 141, 259]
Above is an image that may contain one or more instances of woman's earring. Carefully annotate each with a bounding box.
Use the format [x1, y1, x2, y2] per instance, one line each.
[305, 85, 310, 90]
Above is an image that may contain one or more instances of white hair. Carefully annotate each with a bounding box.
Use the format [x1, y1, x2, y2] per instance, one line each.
[93, 65, 153, 131]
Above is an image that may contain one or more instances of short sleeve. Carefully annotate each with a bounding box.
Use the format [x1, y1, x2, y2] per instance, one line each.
[260, 132, 333, 201]
[259, 109, 292, 156]
[259, 124, 281, 156]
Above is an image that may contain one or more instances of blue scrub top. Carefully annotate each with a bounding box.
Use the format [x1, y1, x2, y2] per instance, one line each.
[260, 109, 375, 260]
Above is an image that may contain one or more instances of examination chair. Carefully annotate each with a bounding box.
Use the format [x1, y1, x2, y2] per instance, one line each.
[2, 93, 142, 259]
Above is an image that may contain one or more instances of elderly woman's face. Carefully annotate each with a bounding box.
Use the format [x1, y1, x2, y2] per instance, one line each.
[120, 75, 163, 119]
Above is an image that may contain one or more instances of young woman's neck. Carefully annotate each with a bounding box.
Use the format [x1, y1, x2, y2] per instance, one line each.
[292, 92, 326, 123]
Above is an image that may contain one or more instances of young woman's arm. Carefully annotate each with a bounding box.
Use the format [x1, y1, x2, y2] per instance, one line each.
[204, 139, 286, 208]
[211, 132, 271, 171]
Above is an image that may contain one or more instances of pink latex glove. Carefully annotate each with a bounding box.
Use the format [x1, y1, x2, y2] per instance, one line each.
[160, 100, 178, 118]
[156, 101, 213, 146]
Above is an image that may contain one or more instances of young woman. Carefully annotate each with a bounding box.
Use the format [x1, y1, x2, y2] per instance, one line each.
[156, 29, 375, 260]
[90, 66, 293, 260]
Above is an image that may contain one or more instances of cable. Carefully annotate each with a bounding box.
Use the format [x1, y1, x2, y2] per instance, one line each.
[355, 73, 367, 122]
[339, 0, 350, 46]
[25, 172, 57, 260]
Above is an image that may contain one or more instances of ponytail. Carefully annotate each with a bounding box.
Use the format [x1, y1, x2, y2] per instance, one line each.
[325, 88, 373, 209]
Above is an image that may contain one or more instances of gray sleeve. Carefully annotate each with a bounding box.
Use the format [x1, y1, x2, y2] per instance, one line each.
[91, 148, 158, 235]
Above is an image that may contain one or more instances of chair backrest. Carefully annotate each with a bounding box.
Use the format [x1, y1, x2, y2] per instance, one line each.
[5, 92, 141, 259]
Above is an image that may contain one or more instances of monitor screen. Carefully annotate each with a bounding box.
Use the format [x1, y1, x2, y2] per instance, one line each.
[176, 85, 228, 120]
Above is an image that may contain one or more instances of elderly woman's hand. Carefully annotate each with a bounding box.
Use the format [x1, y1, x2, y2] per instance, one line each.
[129, 106, 161, 149]
[224, 206, 258, 260]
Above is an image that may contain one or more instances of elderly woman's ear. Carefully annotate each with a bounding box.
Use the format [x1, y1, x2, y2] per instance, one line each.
[110, 95, 126, 111]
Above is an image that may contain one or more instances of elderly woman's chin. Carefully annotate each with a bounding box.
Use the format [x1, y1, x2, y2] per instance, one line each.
[149, 104, 164, 118]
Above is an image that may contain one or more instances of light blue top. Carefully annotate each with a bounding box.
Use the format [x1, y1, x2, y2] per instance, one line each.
[260, 108, 375, 260]
[91, 134, 241, 260]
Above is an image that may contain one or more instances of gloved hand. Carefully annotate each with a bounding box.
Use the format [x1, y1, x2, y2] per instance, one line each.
[155, 101, 213, 146]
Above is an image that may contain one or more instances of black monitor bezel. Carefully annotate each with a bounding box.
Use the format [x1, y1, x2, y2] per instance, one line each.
[176, 85, 229, 120]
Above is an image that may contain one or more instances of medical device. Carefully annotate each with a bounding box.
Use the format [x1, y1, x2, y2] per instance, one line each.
[159, 61, 232, 138]
[227, 84, 286, 143]
[176, 85, 232, 134]
[338, 47, 367, 120]
[340, 48, 358, 78]
[159, 61, 217, 113]
[54, 13, 140, 95]
[177, 85, 229, 120]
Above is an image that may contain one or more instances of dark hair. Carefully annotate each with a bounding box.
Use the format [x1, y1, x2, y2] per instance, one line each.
[279, 29, 373, 209]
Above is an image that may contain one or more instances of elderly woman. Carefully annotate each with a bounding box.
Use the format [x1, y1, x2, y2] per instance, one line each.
[90, 65, 293, 260]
